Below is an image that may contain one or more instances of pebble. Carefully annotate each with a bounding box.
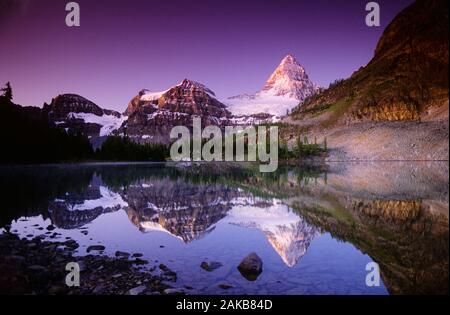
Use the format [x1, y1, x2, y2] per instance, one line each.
[128, 285, 146, 295]
[163, 288, 185, 295]
[86, 245, 105, 253]
[115, 251, 131, 258]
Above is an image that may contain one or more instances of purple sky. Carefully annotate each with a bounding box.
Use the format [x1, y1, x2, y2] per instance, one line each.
[0, 0, 414, 111]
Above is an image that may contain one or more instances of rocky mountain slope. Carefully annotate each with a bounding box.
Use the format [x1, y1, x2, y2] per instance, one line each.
[227, 54, 319, 117]
[44, 94, 125, 148]
[118, 79, 232, 145]
[291, 0, 448, 124]
[285, 0, 448, 161]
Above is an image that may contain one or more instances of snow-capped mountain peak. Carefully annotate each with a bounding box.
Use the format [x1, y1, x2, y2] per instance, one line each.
[269, 54, 305, 79]
[226, 54, 319, 116]
[261, 54, 313, 98]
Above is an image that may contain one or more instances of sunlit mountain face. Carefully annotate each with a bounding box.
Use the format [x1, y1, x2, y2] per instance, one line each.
[225, 54, 319, 117]
[1, 162, 447, 294]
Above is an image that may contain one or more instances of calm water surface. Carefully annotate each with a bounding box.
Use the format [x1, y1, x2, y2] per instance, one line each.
[0, 162, 448, 295]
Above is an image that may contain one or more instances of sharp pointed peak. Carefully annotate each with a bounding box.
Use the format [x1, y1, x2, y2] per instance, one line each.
[178, 78, 203, 87]
[280, 53, 298, 64]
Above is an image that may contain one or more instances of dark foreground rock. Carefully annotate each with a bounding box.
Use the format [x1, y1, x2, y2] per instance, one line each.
[237, 252, 263, 281]
[0, 232, 183, 295]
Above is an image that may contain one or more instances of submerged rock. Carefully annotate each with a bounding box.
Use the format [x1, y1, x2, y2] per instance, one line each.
[200, 261, 223, 272]
[159, 264, 177, 280]
[237, 252, 263, 281]
[218, 283, 233, 289]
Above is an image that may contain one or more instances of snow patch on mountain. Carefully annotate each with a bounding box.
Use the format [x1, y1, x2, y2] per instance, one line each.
[68, 112, 127, 136]
[140, 89, 168, 102]
[225, 92, 300, 117]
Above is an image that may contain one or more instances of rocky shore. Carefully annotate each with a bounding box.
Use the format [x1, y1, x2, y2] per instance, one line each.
[0, 231, 186, 295]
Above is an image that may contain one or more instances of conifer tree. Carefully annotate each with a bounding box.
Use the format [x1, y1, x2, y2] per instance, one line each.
[1, 82, 12, 102]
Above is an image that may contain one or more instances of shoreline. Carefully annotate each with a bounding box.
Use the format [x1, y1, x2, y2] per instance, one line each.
[0, 159, 448, 169]
[0, 231, 187, 295]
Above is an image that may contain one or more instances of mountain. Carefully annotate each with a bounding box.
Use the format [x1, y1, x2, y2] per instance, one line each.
[44, 94, 125, 148]
[43, 79, 271, 148]
[226, 54, 319, 116]
[286, 0, 448, 161]
[118, 79, 232, 145]
[261, 54, 318, 100]
[291, 0, 448, 124]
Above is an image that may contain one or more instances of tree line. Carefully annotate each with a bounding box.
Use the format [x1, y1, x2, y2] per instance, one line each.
[95, 136, 169, 161]
[0, 82, 93, 163]
[0, 82, 169, 164]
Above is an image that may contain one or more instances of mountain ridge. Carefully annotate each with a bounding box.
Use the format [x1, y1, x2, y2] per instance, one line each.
[118, 78, 232, 145]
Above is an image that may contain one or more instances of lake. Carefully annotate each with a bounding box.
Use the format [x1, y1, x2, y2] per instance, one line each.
[0, 161, 448, 295]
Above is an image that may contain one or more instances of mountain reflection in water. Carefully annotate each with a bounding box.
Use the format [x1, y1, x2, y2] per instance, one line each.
[0, 162, 448, 295]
